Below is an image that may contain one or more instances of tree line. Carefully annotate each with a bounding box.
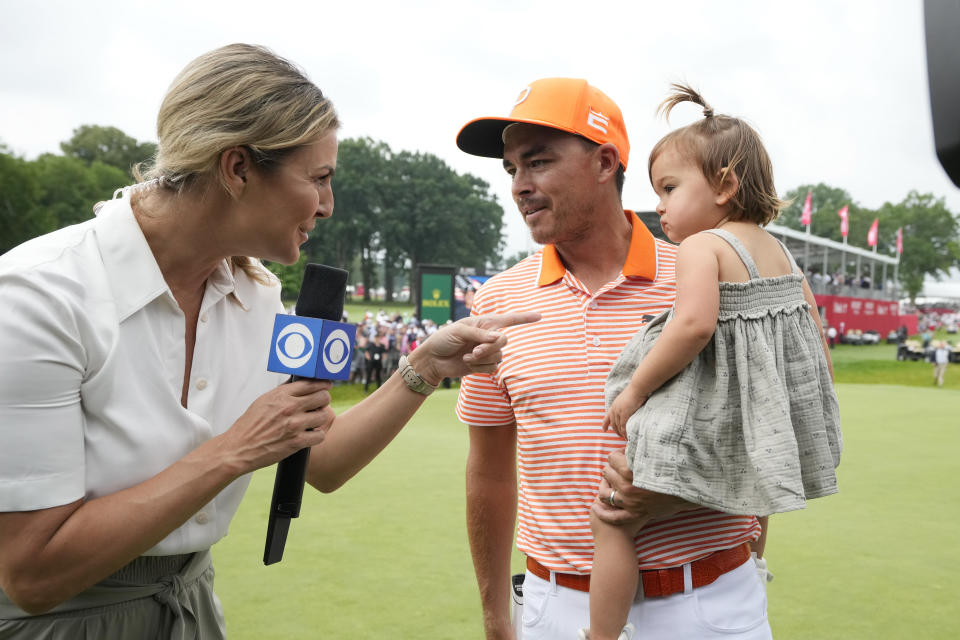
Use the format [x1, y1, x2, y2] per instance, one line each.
[291, 137, 504, 302]
[0, 127, 505, 302]
[1, 126, 149, 255]
[2, 125, 958, 303]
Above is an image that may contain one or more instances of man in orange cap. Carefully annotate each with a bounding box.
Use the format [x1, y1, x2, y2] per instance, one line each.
[455, 78, 771, 639]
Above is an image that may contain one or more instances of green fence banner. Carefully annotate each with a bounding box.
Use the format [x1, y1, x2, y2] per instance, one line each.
[419, 272, 453, 325]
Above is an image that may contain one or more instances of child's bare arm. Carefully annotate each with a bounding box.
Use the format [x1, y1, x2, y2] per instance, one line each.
[801, 277, 834, 380]
[603, 385, 648, 436]
[619, 235, 720, 400]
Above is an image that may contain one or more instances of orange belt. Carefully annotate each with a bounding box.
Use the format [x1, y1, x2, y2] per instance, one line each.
[525, 542, 751, 598]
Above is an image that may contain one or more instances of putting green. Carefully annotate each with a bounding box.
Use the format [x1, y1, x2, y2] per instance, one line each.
[213, 383, 959, 638]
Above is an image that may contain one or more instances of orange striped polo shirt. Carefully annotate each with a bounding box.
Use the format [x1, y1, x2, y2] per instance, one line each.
[457, 211, 760, 573]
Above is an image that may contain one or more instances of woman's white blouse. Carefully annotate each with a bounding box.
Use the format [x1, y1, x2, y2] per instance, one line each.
[0, 197, 287, 555]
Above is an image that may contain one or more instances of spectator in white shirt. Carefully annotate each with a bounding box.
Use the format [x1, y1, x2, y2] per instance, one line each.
[933, 342, 951, 386]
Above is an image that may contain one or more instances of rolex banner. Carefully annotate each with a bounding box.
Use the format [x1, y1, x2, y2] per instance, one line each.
[418, 269, 455, 326]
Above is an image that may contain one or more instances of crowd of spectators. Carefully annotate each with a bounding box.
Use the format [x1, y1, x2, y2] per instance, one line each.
[805, 268, 892, 294]
[345, 309, 442, 392]
[894, 307, 960, 365]
[916, 309, 959, 335]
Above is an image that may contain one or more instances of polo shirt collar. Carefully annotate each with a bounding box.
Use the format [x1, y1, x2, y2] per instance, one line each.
[94, 198, 242, 322]
[536, 210, 659, 286]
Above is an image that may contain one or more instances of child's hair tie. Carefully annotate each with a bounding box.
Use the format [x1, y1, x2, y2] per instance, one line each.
[703, 107, 714, 118]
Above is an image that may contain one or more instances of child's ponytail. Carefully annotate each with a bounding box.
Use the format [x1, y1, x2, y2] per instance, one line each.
[648, 83, 787, 226]
[657, 83, 715, 121]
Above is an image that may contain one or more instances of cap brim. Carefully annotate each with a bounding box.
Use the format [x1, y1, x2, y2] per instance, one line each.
[457, 116, 586, 159]
[456, 117, 517, 159]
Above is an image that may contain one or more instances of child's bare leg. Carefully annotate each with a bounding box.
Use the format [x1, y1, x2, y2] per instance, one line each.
[588, 510, 648, 640]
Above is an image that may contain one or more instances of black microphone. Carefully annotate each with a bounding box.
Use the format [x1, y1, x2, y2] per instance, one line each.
[263, 263, 348, 565]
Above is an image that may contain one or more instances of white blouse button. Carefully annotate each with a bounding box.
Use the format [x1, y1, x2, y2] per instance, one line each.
[200, 313, 209, 323]
[195, 511, 210, 524]
[195, 378, 208, 390]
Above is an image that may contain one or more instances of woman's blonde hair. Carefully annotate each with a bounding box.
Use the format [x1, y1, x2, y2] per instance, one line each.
[648, 83, 785, 226]
[135, 43, 339, 282]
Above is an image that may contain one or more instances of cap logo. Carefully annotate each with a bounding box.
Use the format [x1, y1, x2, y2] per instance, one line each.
[587, 109, 610, 134]
[514, 87, 531, 107]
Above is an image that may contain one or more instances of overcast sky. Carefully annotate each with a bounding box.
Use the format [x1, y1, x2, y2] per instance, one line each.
[2, 0, 959, 296]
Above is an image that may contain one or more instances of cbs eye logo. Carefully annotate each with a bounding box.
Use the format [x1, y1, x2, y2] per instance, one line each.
[322, 329, 350, 374]
[275, 323, 315, 369]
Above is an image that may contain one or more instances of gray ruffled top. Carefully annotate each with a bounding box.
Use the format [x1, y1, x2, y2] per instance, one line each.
[605, 228, 842, 516]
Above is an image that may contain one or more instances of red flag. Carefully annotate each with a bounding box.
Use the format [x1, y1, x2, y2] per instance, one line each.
[896, 227, 903, 254]
[867, 218, 879, 247]
[838, 205, 849, 237]
[800, 191, 813, 226]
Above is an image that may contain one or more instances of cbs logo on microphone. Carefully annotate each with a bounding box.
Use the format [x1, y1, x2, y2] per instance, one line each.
[267, 315, 355, 379]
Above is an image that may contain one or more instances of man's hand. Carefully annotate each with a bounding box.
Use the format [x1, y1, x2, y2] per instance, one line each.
[592, 449, 696, 525]
[482, 617, 517, 640]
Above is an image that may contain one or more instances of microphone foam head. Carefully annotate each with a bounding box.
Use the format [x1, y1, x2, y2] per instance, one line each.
[295, 264, 348, 321]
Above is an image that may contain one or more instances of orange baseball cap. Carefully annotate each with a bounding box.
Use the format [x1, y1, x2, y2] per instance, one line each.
[457, 77, 630, 169]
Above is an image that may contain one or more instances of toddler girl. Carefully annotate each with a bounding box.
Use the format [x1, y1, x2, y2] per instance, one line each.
[584, 85, 842, 640]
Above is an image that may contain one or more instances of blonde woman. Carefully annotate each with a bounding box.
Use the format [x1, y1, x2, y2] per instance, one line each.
[0, 44, 535, 638]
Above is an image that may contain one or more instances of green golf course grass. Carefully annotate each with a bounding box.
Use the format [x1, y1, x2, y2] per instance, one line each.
[212, 345, 959, 638]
